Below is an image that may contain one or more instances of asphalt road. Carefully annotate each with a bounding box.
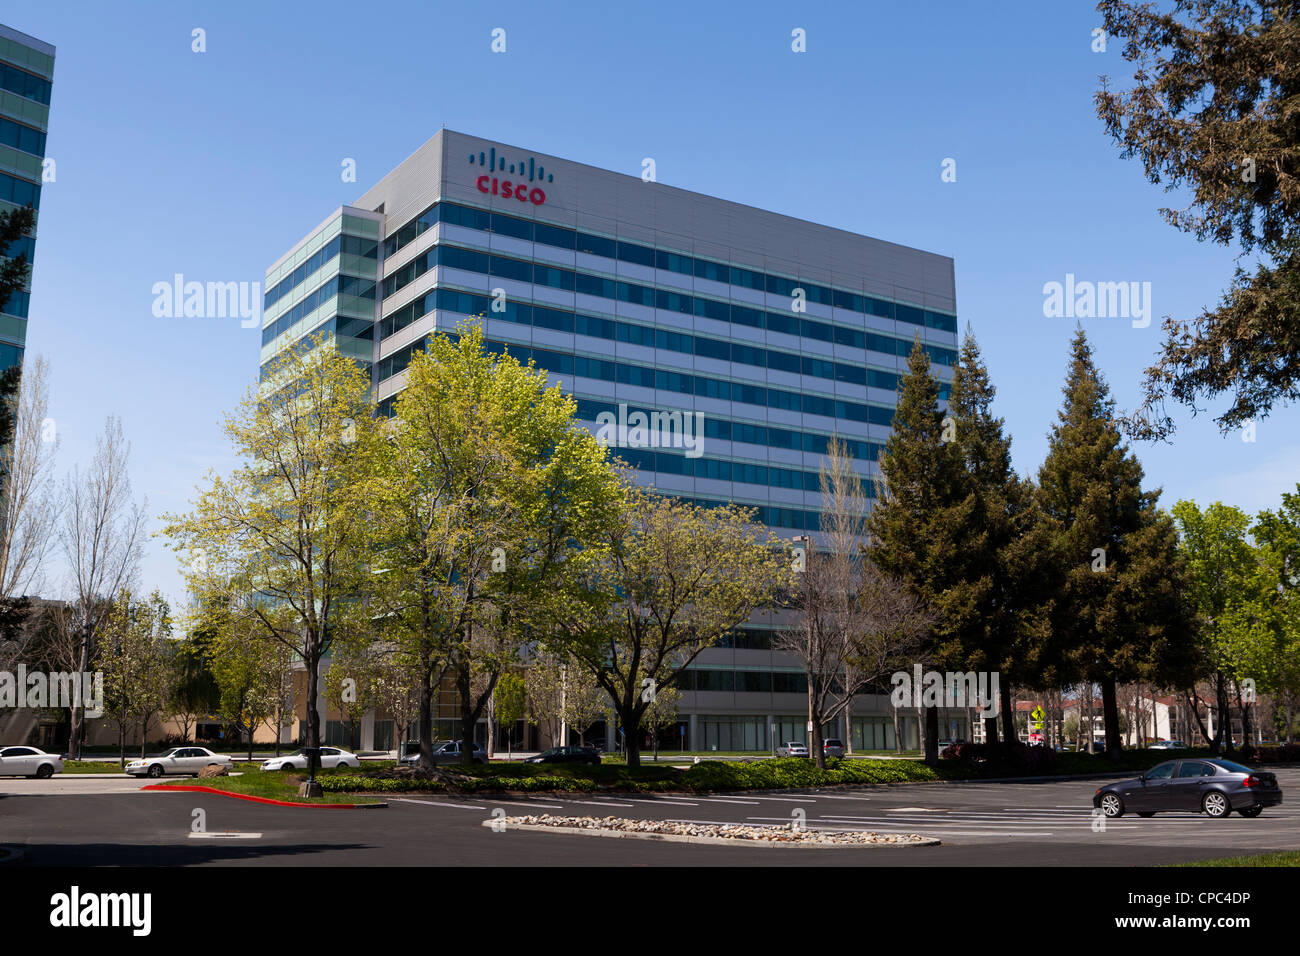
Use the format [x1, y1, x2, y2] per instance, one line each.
[1, 768, 1296, 866]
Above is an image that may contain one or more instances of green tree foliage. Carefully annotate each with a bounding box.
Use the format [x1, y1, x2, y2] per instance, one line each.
[1038, 329, 1197, 758]
[865, 340, 975, 763]
[164, 334, 376, 770]
[99, 589, 173, 765]
[493, 671, 528, 760]
[946, 330, 1056, 743]
[363, 323, 624, 767]
[1253, 487, 1300, 716]
[554, 487, 790, 767]
[1096, 1, 1300, 437]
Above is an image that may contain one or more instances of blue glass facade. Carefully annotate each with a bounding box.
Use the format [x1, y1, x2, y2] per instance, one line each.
[0, 22, 54, 373]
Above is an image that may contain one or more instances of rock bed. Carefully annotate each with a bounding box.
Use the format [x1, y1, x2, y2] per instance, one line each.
[489, 813, 936, 846]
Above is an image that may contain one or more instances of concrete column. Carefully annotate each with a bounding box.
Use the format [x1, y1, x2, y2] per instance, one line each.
[689, 713, 699, 752]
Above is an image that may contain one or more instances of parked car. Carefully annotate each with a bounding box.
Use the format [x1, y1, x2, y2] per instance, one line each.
[0, 746, 63, 778]
[523, 746, 601, 765]
[777, 741, 809, 757]
[399, 741, 488, 766]
[125, 747, 234, 778]
[1093, 758, 1283, 819]
[1149, 740, 1188, 750]
[260, 747, 360, 772]
[823, 738, 846, 759]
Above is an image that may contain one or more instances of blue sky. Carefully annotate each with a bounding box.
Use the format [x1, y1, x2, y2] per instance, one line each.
[13, 0, 1299, 609]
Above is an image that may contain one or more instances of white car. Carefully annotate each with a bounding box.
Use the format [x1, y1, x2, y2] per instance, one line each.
[260, 747, 360, 772]
[126, 747, 234, 778]
[0, 746, 64, 778]
[777, 741, 810, 757]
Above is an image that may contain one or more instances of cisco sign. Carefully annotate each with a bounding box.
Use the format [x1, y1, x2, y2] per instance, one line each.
[469, 147, 552, 205]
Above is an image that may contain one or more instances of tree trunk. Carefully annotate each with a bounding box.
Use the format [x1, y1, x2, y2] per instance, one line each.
[809, 685, 825, 770]
[417, 673, 435, 770]
[70, 624, 92, 760]
[304, 648, 322, 779]
[458, 660, 476, 766]
[1100, 675, 1121, 760]
[1215, 672, 1231, 754]
[924, 706, 939, 764]
[1000, 680, 1015, 746]
[622, 700, 642, 768]
[891, 705, 902, 754]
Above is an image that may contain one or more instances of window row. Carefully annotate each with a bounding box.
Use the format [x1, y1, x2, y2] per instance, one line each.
[683, 669, 810, 694]
[0, 61, 51, 105]
[384, 243, 957, 365]
[616, 445, 872, 494]
[264, 234, 378, 310]
[571, 398, 883, 461]
[382, 200, 958, 334]
[261, 272, 376, 346]
[1, 288, 28, 318]
[376, 332, 949, 423]
[1, 233, 35, 262]
[384, 286, 948, 392]
[0, 115, 45, 157]
[0, 171, 39, 209]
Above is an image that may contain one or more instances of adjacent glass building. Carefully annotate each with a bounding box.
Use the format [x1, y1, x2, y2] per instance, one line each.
[0, 22, 54, 373]
[263, 130, 965, 752]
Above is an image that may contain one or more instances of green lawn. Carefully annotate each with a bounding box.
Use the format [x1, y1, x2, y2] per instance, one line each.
[1173, 851, 1300, 867]
[146, 767, 382, 805]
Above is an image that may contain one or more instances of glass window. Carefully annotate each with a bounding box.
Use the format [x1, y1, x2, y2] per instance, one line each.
[534, 222, 575, 249]
[1146, 762, 1177, 780]
[490, 212, 533, 241]
[576, 233, 616, 258]
[617, 241, 655, 267]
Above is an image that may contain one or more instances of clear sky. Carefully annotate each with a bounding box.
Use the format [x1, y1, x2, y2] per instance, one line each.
[12, 0, 1299, 610]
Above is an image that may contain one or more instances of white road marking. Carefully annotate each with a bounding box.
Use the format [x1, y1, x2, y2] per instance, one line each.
[189, 832, 261, 839]
[392, 798, 488, 810]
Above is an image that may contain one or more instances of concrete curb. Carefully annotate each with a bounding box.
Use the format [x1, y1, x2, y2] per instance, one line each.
[141, 784, 386, 809]
[479, 820, 941, 848]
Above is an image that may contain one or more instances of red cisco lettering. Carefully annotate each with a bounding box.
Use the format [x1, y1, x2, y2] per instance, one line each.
[475, 174, 546, 206]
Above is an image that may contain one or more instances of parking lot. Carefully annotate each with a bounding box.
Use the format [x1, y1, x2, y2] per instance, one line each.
[1, 767, 1296, 867]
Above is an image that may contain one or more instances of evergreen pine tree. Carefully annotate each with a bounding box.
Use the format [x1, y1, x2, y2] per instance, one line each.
[866, 339, 973, 763]
[947, 329, 1054, 744]
[1038, 328, 1195, 758]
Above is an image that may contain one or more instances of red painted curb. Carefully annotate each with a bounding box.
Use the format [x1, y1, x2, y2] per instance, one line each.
[141, 784, 384, 809]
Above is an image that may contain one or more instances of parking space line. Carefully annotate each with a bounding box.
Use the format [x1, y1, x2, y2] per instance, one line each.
[391, 798, 488, 810]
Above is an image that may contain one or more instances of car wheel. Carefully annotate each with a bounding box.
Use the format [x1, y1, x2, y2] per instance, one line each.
[35, 764, 54, 779]
[1202, 791, 1230, 818]
[1099, 793, 1125, 818]
[146, 764, 164, 778]
[1238, 806, 1263, 818]
[1137, 811, 1155, 818]
[282, 764, 297, 771]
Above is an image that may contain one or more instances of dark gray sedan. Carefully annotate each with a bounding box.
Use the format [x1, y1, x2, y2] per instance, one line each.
[399, 741, 488, 766]
[1093, 758, 1282, 819]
